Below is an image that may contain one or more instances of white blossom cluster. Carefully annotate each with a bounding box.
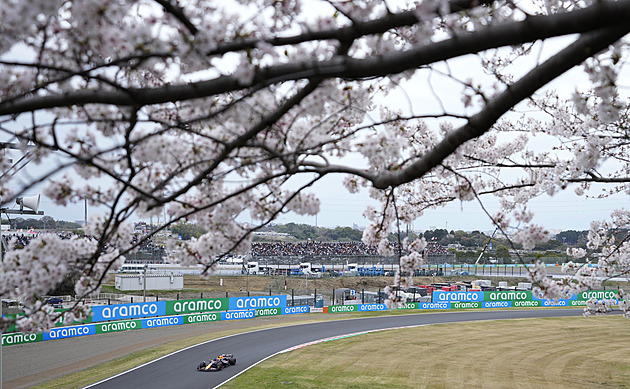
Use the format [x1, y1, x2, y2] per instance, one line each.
[0, 231, 120, 332]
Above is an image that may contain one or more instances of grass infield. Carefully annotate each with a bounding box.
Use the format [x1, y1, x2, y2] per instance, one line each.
[32, 313, 630, 388]
[222, 316, 630, 389]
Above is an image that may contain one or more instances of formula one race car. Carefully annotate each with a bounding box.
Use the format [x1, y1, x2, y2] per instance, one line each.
[218, 354, 237, 365]
[197, 354, 236, 371]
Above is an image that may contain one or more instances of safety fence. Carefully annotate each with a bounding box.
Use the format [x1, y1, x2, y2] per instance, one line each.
[1, 290, 618, 346]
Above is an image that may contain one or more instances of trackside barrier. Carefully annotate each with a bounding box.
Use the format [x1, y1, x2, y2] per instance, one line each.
[5, 308, 92, 333]
[256, 307, 282, 317]
[229, 295, 287, 310]
[6, 294, 288, 329]
[142, 316, 184, 329]
[184, 312, 221, 324]
[1, 290, 620, 346]
[44, 324, 96, 341]
[91, 301, 166, 322]
[221, 310, 255, 321]
[419, 302, 451, 309]
[6, 298, 225, 333]
[2, 332, 43, 346]
[433, 290, 617, 303]
[324, 305, 357, 313]
[97, 319, 143, 334]
[283, 306, 310, 315]
[165, 298, 228, 315]
[433, 291, 484, 302]
[2, 294, 292, 346]
[451, 302, 481, 309]
[324, 302, 456, 313]
[358, 304, 387, 312]
[396, 302, 451, 310]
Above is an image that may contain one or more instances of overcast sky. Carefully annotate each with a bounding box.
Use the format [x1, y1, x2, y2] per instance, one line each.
[260, 176, 629, 232]
[1, 18, 628, 235]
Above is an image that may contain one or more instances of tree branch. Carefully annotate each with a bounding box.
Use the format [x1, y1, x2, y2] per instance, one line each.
[205, 0, 496, 56]
[1, 1, 629, 115]
[153, 0, 198, 35]
[371, 25, 630, 189]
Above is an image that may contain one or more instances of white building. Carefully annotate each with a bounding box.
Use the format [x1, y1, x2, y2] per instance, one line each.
[115, 273, 183, 291]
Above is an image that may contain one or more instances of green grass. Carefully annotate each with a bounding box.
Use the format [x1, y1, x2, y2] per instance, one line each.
[223, 316, 630, 389]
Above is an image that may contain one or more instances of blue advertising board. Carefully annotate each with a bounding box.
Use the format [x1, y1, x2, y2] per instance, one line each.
[91, 301, 166, 322]
[221, 310, 255, 321]
[432, 291, 484, 302]
[43, 324, 96, 340]
[358, 304, 387, 312]
[539, 299, 574, 307]
[282, 306, 310, 315]
[228, 295, 287, 310]
[141, 315, 183, 329]
[418, 302, 451, 309]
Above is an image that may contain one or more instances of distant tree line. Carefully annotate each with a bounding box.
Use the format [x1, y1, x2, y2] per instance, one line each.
[171, 222, 207, 240]
[256, 223, 363, 242]
[7, 216, 82, 231]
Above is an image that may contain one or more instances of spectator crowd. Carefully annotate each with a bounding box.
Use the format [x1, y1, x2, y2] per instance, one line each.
[251, 241, 380, 256]
[251, 241, 450, 257]
[424, 242, 448, 255]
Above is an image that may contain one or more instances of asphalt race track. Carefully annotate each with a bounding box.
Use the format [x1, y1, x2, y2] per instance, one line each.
[85, 309, 586, 389]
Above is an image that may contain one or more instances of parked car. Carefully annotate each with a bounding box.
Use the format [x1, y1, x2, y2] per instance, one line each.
[45, 297, 63, 308]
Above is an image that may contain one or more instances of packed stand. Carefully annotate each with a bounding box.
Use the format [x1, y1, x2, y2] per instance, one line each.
[424, 242, 448, 255]
[251, 241, 381, 257]
[252, 241, 449, 257]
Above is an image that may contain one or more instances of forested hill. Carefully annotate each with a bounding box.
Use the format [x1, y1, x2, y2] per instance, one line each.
[254, 223, 592, 252]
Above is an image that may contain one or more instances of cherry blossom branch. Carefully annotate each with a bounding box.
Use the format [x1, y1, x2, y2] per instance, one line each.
[149, 80, 323, 208]
[204, 0, 496, 56]
[152, 0, 199, 35]
[1, 1, 629, 116]
[371, 25, 630, 189]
